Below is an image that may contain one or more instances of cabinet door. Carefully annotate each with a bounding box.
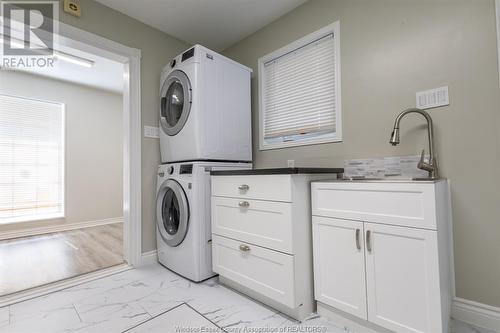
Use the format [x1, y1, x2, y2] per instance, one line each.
[312, 216, 367, 319]
[364, 223, 442, 333]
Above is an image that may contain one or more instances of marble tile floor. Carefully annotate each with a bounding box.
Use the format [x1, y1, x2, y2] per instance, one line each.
[0, 263, 496, 333]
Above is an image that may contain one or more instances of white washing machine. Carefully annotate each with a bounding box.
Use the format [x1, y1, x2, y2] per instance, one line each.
[159, 44, 252, 163]
[156, 161, 251, 282]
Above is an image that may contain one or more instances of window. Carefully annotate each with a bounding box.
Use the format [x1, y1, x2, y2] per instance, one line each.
[258, 21, 341, 150]
[0, 94, 64, 224]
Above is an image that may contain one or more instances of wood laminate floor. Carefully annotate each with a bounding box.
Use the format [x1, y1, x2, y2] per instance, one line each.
[0, 223, 124, 296]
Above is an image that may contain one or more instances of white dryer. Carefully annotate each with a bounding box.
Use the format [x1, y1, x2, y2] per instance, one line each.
[159, 44, 252, 163]
[156, 161, 251, 282]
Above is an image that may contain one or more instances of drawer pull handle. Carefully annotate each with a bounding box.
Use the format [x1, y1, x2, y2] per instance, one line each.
[366, 230, 372, 253]
[238, 201, 250, 208]
[238, 184, 250, 191]
[239, 244, 250, 252]
[355, 228, 361, 250]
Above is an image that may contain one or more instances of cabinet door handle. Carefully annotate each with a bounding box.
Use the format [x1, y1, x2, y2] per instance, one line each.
[238, 201, 250, 208]
[239, 244, 250, 252]
[238, 184, 249, 191]
[366, 230, 372, 253]
[355, 228, 361, 250]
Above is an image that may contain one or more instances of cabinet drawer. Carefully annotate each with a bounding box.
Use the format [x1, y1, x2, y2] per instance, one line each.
[211, 175, 292, 202]
[312, 182, 438, 230]
[212, 235, 295, 308]
[212, 197, 293, 253]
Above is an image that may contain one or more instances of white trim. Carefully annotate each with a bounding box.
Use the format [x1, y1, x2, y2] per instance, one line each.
[141, 250, 158, 266]
[496, 0, 500, 87]
[258, 21, 342, 151]
[447, 181, 456, 298]
[0, 217, 123, 241]
[0, 263, 131, 307]
[55, 22, 143, 267]
[452, 297, 500, 331]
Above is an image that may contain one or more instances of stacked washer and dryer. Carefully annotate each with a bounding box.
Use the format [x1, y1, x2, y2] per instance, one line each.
[156, 45, 252, 282]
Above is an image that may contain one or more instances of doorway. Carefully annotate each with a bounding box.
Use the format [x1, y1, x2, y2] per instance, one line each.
[0, 21, 142, 303]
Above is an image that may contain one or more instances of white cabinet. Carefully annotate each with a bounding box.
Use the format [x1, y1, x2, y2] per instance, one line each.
[212, 197, 293, 253]
[312, 180, 452, 333]
[365, 222, 441, 332]
[212, 235, 295, 307]
[312, 217, 367, 319]
[211, 172, 340, 320]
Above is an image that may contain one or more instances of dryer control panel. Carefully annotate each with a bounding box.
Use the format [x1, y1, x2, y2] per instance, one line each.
[181, 48, 195, 62]
[180, 164, 193, 174]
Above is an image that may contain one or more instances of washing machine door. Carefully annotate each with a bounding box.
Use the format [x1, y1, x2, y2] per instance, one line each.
[156, 179, 189, 247]
[160, 70, 192, 136]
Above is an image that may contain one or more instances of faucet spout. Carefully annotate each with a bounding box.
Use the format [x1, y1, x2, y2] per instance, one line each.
[389, 108, 438, 178]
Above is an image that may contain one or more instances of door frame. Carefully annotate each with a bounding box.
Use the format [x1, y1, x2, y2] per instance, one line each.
[56, 22, 143, 267]
[0, 21, 142, 306]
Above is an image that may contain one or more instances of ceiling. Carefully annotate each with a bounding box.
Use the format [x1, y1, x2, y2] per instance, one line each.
[14, 45, 124, 93]
[94, 0, 308, 51]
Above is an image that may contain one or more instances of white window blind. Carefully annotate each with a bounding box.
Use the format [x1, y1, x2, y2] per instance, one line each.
[259, 23, 341, 150]
[0, 94, 64, 223]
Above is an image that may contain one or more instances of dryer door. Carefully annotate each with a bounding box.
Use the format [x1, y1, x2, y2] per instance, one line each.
[160, 70, 192, 136]
[156, 179, 189, 247]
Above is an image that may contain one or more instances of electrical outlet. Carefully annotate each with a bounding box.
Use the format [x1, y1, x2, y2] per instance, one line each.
[64, 0, 81, 17]
[144, 126, 159, 139]
[416, 86, 449, 110]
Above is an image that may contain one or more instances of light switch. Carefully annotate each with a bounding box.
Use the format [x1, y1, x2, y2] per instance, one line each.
[416, 86, 449, 110]
[144, 126, 160, 139]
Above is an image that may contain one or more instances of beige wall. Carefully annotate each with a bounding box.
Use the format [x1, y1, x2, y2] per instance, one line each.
[223, 0, 500, 307]
[57, 0, 190, 253]
[0, 70, 123, 232]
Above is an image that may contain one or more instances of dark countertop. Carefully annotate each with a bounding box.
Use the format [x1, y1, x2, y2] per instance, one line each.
[210, 167, 344, 176]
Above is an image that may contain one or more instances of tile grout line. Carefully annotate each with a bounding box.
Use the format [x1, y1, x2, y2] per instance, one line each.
[184, 302, 227, 332]
[72, 303, 83, 323]
[121, 302, 186, 333]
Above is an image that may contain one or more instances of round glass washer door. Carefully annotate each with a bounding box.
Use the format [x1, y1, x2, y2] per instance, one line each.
[156, 179, 189, 247]
[160, 70, 192, 136]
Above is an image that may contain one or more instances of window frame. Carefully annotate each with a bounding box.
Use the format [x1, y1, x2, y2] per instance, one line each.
[0, 93, 66, 225]
[258, 21, 342, 151]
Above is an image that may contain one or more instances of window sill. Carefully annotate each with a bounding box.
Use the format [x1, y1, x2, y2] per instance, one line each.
[260, 135, 342, 151]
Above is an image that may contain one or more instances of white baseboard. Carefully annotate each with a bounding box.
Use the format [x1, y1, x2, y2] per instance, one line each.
[452, 297, 500, 331]
[0, 263, 131, 307]
[141, 250, 158, 266]
[0, 217, 124, 241]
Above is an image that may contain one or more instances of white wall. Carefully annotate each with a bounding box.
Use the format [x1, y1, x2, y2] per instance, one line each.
[0, 70, 123, 232]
